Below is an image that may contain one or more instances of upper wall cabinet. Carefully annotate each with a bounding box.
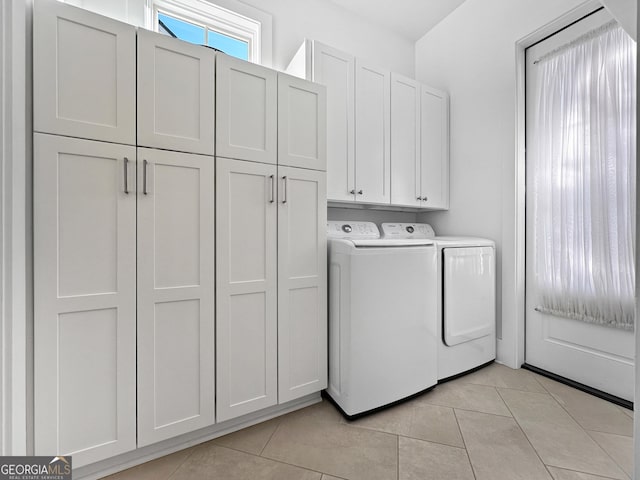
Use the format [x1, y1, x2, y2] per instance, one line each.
[420, 85, 449, 210]
[137, 29, 216, 156]
[311, 42, 355, 200]
[355, 60, 390, 204]
[278, 73, 327, 171]
[33, 0, 136, 145]
[216, 54, 278, 164]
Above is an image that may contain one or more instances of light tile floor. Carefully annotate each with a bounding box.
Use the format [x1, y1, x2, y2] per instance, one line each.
[104, 364, 634, 480]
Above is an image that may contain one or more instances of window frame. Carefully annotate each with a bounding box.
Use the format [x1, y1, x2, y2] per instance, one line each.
[148, 0, 262, 63]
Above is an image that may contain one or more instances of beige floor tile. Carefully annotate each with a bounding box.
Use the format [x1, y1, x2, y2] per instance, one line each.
[535, 376, 633, 436]
[498, 388, 628, 479]
[103, 447, 194, 480]
[588, 431, 633, 478]
[455, 409, 552, 480]
[170, 444, 321, 480]
[459, 363, 547, 393]
[398, 436, 474, 480]
[346, 401, 464, 447]
[212, 417, 281, 455]
[261, 412, 397, 480]
[282, 399, 344, 424]
[548, 466, 622, 480]
[618, 406, 633, 419]
[321, 476, 345, 480]
[415, 381, 511, 417]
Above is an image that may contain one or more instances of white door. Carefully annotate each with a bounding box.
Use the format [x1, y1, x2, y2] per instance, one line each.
[277, 167, 327, 403]
[355, 60, 390, 204]
[137, 29, 215, 155]
[216, 54, 277, 164]
[420, 85, 449, 209]
[278, 73, 327, 171]
[33, 134, 136, 466]
[390, 73, 421, 207]
[33, 0, 136, 145]
[216, 158, 278, 421]
[137, 148, 215, 446]
[525, 10, 635, 401]
[313, 42, 355, 202]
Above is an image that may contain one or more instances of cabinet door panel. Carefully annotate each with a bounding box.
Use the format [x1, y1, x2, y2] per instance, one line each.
[137, 148, 215, 446]
[278, 167, 327, 403]
[216, 158, 278, 421]
[278, 73, 327, 171]
[33, 0, 135, 145]
[137, 29, 215, 155]
[421, 86, 449, 209]
[355, 60, 390, 204]
[391, 73, 421, 207]
[216, 55, 277, 164]
[313, 42, 355, 201]
[34, 134, 136, 467]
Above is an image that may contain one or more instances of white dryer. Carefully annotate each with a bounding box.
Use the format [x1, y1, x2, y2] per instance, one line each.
[327, 221, 438, 418]
[382, 223, 496, 381]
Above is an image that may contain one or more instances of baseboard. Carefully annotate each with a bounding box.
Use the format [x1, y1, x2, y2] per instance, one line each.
[521, 363, 633, 410]
[73, 393, 322, 480]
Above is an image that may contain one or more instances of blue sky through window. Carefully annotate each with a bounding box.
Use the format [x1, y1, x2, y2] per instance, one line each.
[158, 12, 249, 61]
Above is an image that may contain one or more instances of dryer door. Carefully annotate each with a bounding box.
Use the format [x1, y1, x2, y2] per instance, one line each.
[443, 246, 495, 346]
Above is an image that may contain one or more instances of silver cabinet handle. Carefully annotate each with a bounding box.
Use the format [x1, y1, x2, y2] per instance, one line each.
[143, 159, 148, 195]
[350, 189, 356, 195]
[123, 157, 129, 194]
[423, 195, 428, 202]
[358, 189, 363, 195]
[269, 175, 275, 203]
[417, 196, 422, 201]
[282, 176, 288, 204]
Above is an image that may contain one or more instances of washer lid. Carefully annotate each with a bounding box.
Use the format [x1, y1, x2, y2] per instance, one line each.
[351, 238, 434, 247]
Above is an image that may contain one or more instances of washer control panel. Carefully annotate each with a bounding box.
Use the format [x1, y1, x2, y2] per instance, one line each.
[381, 223, 435, 239]
[327, 221, 380, 239]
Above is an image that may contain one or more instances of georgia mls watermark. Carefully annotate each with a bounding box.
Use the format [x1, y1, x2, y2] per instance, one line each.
[0, 457, 72, 480]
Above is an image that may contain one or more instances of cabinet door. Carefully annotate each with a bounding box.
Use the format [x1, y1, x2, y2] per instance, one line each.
[355, 60, 391, 204]
[313, 42, 355, 201]
[216, 55, 277, 164]
[33, 0, 135, 145]
[216, 158, 278, 421]
[34, 134, 136, 467]
[137, 29, 215, 155]
[277, 167, 327, 403]
[420, 85, 450, 209]
[278, 73, 327, 171]
[390, 73, 421, 207]
[137, 148, 215, 446]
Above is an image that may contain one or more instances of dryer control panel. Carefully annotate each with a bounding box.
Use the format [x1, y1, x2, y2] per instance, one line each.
[327, 221, 380, 239]
[381, 223, 435, 239]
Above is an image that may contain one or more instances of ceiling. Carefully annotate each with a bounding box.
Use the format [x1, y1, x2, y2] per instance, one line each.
[326, 0, 467, 41]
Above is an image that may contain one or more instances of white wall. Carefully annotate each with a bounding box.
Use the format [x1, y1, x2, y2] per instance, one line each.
[414, 0, 589, 367]
[62, 0, 415, 76]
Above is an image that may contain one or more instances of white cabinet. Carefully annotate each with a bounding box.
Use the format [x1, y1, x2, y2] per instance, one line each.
[277, 167, 327, 403]
[216, 158, 278, 422]
[355, 60, 391, 204]
[391, 75, 449, 209]
[420, 85, 449, 209]
[278, 73, 327, 171]
[216, 54, 278, 164]
[312, 42, 355, 200]
[33, 0, 136, 145]
[34, 133, 137, 466]
[137, 29, 216, 155]
[136, 148, 215, 446]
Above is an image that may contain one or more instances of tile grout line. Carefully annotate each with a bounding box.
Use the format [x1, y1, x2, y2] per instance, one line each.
[165, 447, 198, 480]
[452, 408, 478, 480]
[494, 387, 556, 478]
[582, 430, 633, 480]
[258, 418, 283, 457]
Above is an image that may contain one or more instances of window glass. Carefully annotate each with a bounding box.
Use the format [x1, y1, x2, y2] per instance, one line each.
[158, 13, 205, 45]
[207, 30, 249, 60]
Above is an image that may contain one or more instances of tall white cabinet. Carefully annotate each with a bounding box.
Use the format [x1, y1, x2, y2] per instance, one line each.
[136, 148, 215, 446]
[34, 134, 137, 466]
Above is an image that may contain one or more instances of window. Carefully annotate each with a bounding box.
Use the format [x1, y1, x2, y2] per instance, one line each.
[150, 0, 264, 63]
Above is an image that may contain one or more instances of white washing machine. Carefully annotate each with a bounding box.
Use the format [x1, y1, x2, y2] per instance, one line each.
[382, 223, 496, 381]
[327, 221, 438, 418]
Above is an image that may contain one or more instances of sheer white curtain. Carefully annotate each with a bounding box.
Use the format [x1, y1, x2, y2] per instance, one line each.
[531, 21, 636, 330]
